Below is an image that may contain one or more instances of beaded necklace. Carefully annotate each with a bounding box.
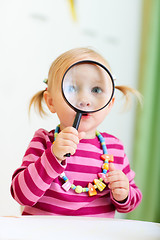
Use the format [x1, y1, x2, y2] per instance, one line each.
[54, 125, 114, 197]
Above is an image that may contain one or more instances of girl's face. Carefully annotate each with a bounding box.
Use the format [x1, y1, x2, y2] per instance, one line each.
[63, 64, 113, 112]
[44, 62, 114, 139]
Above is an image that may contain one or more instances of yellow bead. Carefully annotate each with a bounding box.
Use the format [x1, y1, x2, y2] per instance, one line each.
[82, 188, 88, 192]
[102, 163, 109, 170]
[94, 179, 106, 191]
[75, 185, 83, 193]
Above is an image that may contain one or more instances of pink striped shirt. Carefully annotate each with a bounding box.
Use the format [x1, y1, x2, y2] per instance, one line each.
[10, 128, 142, 217]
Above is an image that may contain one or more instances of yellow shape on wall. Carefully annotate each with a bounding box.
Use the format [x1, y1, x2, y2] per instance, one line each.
[68, 0, 77, 21]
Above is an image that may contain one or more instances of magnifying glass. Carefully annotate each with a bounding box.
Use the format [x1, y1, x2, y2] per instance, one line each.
[61, 60, 115, 156]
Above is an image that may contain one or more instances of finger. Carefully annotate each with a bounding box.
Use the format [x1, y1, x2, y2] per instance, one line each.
[60, 139, 78, 149]
[55, 145, 77, 160]
[62, 127, 78, 136]
[111, 188, 128, 199]
[59, 132, 80, 145]
[60, 146, 77, 156]
[52, 138, 78, 160]
[108, 180, 129, 190]
[54, 137, 78, 154]
[109, 163, 116, 172]
[108, 169, 124, 176]
[107, 171, 126, 182]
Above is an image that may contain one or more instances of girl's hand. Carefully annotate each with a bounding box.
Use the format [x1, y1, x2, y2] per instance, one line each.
[52, 127, 85, 162]
[107, 163, 129, 203]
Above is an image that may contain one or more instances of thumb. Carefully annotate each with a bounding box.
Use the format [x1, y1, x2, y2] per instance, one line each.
[109, 163, 116, 172]
[78, 131, 86, 140]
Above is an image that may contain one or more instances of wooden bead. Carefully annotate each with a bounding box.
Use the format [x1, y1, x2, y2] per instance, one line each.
[75, 185, 83, 193]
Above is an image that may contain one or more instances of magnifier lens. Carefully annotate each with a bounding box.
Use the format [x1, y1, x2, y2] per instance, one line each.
[62, 61, 114, 113]
[62, 60, 114, 157]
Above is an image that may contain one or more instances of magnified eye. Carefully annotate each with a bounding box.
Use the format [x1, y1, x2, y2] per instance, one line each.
[91, 86, 103, 94]
[66, 85, 77, 93]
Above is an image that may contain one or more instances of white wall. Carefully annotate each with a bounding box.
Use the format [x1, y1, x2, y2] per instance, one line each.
[0, 0, 142, 216]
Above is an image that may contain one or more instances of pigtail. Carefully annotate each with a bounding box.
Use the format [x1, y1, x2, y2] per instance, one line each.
[115, 85, 143, 109]
[28, 90, 47, 117]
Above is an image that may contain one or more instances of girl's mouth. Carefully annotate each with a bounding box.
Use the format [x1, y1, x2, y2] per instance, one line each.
[82, 113, 91, 119]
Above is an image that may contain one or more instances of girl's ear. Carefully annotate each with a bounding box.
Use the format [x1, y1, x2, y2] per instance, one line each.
[108, 97, 115, 109]
[43, 91, 56, 113]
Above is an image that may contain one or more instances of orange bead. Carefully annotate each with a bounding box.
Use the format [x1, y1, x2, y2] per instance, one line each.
[102, 163, 109, 170]
[100, 154, 114, 162]
[88, 183, 97, 196]
[100, 154, 108, 160]
[108, 155, 114, 162]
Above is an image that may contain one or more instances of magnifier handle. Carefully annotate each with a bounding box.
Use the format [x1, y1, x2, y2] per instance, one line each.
[64, 112, 82, 157]
[73, 112, 82, 129]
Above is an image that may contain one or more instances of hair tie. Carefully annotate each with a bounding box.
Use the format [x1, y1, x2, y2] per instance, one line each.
[43, 78, 48, 84]
[112, 74, 116, 81]
[43, 79, 48, 91]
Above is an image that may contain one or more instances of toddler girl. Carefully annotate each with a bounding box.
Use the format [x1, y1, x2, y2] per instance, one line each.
[11, 47, 142, 217]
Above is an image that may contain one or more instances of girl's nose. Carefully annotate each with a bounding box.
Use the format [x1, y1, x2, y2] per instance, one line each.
[79, 101, 90, 108]
[76, 88, 92, 110]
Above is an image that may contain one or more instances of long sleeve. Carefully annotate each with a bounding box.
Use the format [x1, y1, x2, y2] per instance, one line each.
[110, 153, 142, 213]
[10, 130, 142, 217]
[11, 129, 67, 206]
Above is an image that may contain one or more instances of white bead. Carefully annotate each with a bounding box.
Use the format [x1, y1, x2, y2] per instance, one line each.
[60, 172, 65, 178]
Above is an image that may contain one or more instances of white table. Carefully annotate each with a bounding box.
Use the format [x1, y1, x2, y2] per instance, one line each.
[0, 216, 159, 240]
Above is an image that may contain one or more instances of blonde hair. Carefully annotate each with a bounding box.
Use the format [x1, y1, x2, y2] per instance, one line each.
[29, 47, 142, 116]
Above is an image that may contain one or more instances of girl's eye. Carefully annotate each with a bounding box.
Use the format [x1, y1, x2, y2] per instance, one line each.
[67, 85, 77, 93]
[91, 86, 103, 94]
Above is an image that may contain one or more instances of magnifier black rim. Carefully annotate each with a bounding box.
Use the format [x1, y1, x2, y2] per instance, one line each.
[61, 60, 115, 114]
